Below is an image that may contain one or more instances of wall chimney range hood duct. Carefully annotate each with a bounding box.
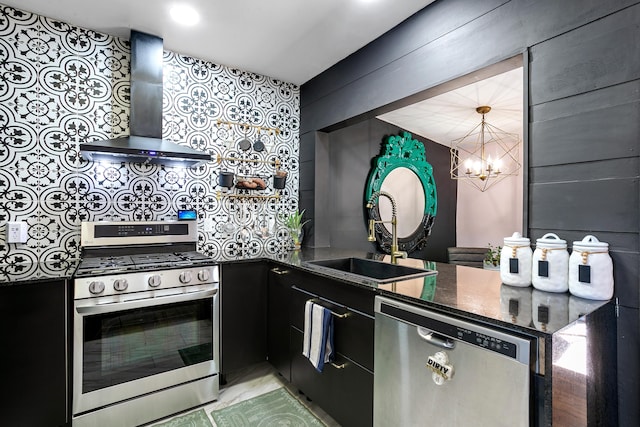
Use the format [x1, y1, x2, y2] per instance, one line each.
[80, 31, 211, 168]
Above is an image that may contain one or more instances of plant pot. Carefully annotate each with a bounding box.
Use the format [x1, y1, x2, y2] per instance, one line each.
[273, 173, 287, 189]
[289, 227, 303, 250]
[483, 262, 500, 271]
[218, 171, 234, 188]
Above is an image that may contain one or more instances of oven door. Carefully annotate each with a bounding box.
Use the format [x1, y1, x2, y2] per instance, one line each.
[73, 285, 219, 415]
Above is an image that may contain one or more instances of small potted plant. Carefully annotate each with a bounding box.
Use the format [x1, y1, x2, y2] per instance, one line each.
[281, 209, 310, 250]
[273, 170, 287, 189]
[484, 243, 501, 270]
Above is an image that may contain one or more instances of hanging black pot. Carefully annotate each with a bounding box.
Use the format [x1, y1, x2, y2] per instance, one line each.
[238, 125, 251, 151]
[253, 136, 265, 152]
[238, 137, 251, 151]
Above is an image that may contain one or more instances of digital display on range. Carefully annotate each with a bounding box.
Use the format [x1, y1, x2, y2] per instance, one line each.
[94, 223, 189, 238]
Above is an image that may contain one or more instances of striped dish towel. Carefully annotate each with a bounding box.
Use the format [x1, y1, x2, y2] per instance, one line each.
[302, 300, 334, 372]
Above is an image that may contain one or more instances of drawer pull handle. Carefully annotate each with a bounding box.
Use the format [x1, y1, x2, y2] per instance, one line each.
[271, 268, 289, 275]
[330, 362, 347, 369]
[308, 298, 350, 319]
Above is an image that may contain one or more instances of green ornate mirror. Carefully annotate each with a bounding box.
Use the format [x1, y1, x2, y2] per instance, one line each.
[365, 131, 437, 254]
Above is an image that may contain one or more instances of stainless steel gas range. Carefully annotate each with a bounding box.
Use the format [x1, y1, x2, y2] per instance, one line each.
[72, 220, 219, 427]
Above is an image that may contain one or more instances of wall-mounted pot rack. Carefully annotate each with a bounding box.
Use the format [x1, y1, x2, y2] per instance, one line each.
[216, 119, 281, 136]
[215, 154, 281, 169]
[215, 191, 281, 201]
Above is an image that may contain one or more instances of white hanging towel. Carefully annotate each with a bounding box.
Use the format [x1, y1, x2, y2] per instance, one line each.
[302, 300, 334, 372]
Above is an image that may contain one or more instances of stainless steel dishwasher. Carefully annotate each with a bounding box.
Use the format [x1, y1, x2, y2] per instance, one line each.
[374, 296, 536, 427]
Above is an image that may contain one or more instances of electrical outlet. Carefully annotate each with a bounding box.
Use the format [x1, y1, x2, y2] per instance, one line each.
[6, 221, 27, 243]
[203, 217, 215, 232]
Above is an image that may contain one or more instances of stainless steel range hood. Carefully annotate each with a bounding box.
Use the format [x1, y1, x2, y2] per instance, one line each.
[80, 31, 211, 168]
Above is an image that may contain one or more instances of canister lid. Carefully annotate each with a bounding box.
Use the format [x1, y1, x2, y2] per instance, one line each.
[536, 233, 566, 248]
[572, 234, 609, 251]
[504, 231, 530, 246]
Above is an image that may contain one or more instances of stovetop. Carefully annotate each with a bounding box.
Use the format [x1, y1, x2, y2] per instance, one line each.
[75, 251, 215, 277]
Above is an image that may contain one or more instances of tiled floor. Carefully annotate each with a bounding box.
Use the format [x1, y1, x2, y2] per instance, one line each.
[149, 362, 341, 426]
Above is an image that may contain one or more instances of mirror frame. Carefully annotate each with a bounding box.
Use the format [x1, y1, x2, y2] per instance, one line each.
[365, 131, 437, 254]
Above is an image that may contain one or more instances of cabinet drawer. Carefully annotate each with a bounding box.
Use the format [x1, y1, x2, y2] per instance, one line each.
[284, 268, 376, 315]
[291, 285, 374, 371]
[291, 328, 373, 427]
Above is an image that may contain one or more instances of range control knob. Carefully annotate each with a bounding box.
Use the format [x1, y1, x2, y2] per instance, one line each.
[113, 279, 128, 292]
[148, 274, 161, 288]
[179, 271, 192, 284]
[88, 281, 105, 295]
[197, 269, 210, 282]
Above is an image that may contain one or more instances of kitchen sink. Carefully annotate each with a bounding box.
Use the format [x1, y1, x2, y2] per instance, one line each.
[304, 257, 436, 284]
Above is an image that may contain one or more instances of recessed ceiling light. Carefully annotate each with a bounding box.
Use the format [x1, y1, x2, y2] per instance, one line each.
[170, 4, 200, 26]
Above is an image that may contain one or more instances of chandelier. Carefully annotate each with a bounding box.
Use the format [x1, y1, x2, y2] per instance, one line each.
[449, 106, 521, 192]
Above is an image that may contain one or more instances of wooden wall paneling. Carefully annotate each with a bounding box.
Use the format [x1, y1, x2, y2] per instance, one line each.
[608, 251, 640, 307]
[531, 79, 640, 123]
[301, 0, 508, 107]
[530, 158, 639, 184]
[530, 102, 640, 167]
[529, 178, 638, 232]
[301, 12, 528, 134]
[528, 4, 640, 106]
[522, 48, 531, 234]
[529, 229, 639, 254]
[301, 0, 633, 133]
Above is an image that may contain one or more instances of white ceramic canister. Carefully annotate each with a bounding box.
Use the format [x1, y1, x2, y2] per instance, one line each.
[500, 232, 532, 287]
[532, 233, 569, 293]
[568, 235, 614, 300]
[532, 289, 569, 333]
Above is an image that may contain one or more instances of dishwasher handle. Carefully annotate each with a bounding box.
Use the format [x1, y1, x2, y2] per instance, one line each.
[417, 326, 456, 350]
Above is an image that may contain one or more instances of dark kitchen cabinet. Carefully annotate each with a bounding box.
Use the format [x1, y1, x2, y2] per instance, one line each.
[291, 328, 374, 427]
[267, 265, 292, 381]
[220, 261, 268, 375]
[0, 280, 69, 427]
[288, 269, 376, 427]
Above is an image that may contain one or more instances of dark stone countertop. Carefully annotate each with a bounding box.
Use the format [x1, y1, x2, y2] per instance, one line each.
[0, 260, 77, 286]
[1, 246, 610, 337]
[220, 246, 610, 337]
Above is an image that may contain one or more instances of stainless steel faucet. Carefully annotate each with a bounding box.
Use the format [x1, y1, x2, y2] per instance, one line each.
[366, 191, 407, 264]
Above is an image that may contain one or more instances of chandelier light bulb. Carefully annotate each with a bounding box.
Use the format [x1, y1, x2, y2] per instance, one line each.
[494, 157, 502, 173]
[464, 158, 473, 174]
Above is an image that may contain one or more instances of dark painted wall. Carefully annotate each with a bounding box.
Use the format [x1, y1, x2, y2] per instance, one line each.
[300, 0, 640, 425]
[322, 118, 455, 262]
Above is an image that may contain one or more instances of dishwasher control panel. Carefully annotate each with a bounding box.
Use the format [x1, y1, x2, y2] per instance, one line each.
[454, 327, 517, 359]
[378, 299, 531, 364]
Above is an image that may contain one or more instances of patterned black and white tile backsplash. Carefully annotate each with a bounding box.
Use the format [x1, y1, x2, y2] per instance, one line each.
[0, 4, 300, 270]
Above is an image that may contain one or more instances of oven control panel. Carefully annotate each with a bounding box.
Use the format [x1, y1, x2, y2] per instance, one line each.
[74, 265, 219, 299]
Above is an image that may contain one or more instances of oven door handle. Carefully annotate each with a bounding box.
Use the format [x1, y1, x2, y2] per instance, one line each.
[75, 288, 217, 315]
